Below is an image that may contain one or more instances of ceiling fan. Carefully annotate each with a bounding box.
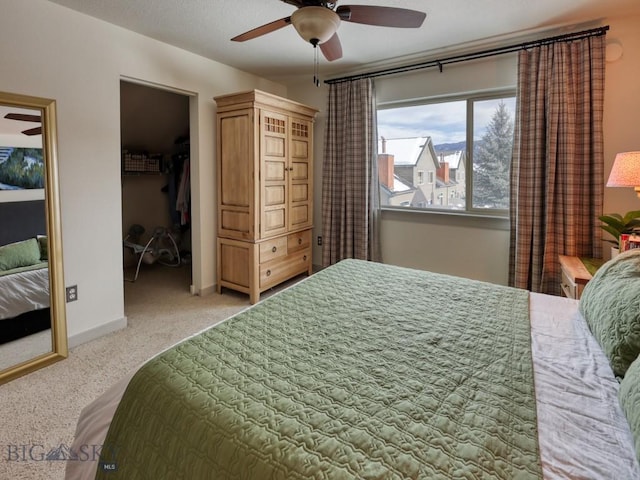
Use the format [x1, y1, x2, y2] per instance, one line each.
[4, 112, 42, 136]
[231, 1, 426, 61]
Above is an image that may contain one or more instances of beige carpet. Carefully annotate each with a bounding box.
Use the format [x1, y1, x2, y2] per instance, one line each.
[0, 264, 271, 480]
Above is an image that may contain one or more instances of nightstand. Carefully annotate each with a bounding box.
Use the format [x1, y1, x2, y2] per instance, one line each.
[558, 255, 603, 300]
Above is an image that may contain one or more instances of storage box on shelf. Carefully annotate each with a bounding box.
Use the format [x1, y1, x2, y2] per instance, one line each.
[122, 151, 163, 175]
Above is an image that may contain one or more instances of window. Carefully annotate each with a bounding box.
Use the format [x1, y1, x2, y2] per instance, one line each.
[377, 91, 515, 214]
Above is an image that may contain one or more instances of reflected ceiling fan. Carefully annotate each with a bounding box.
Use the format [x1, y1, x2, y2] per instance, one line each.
[4, 112, 42, 136]
[231, 1, 427, 61]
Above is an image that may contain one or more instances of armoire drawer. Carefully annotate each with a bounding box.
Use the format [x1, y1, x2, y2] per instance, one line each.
[287, 229, 311, 253]
[259, 236, 288, 263]
[259, 249, 310, 289]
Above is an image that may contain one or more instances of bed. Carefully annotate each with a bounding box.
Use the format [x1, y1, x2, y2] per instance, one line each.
[0, 200, 50, 344]
[66, 257, 640, 479]
[0, 261, 50, 343]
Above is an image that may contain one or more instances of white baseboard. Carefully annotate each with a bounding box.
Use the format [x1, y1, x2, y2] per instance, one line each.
[68, 316, 128, 349]
[190, 283, 216, 296]
[198, 283, 217, 296]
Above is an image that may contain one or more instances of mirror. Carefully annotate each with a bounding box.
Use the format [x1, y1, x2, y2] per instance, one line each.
[0, 91, 67, 384]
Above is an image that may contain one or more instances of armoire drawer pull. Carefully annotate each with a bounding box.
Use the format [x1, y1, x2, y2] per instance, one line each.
[298, 238, 302, 245]
[266, 269, 271, 277]
[272, 246, 277, 253]
[303, 255, 307, 261]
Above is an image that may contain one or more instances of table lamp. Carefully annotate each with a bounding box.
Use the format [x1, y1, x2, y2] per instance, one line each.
[607, 151, 640, 198]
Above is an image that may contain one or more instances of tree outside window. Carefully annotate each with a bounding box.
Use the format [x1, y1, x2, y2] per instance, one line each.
[472, 101, 514, 209]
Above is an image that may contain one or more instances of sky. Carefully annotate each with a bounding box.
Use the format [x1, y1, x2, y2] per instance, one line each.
[377, 96, 516, 146]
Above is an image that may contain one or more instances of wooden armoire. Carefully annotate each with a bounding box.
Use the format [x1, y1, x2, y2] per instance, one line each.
[214, 90, 318, 303]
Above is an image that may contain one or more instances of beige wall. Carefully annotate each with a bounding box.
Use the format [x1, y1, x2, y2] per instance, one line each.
[289, 13, 640, 285]
[602, 16, 640, 222]
[0, 0, 286, 345]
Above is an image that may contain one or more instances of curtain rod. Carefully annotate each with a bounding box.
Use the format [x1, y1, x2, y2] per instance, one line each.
[325, 25, 609, 84]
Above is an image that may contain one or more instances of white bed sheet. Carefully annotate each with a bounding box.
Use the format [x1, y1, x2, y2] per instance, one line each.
[531, 292, 639, 479]
[65, 292, 640, 479]
[0, 266, 49, 320]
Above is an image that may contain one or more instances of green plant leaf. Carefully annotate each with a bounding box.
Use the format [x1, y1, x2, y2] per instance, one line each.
[601, 225, 622, 240]
[623, 210, 640, 223]
[622, 210, 640, 223]
[599, 210, 640, 244]
[599, 216, 625, 231]
[600, 213, 624, 222]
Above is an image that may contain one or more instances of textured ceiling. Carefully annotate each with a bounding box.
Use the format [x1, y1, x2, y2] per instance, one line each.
[46, 0, 639, 82]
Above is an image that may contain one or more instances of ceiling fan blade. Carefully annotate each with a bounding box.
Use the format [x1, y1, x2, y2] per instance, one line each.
[22, 127, 42, 136]
[337, 5, 426, 28]
[280, 0, 306, 7]
[4, 113, 42, 123]
[320, 33, 342, 61]
[231, 17, 292, 42]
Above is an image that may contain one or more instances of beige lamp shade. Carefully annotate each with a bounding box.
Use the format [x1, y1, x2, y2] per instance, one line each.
[291, 7, 340, 45]
[607, 151, 640, 197]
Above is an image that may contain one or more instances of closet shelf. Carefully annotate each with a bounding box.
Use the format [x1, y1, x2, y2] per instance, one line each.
[122, 172, 166, 176]
[122, 150, 164, 174]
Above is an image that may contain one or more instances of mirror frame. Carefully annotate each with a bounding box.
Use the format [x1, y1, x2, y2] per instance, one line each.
[0, 91, 68, 385]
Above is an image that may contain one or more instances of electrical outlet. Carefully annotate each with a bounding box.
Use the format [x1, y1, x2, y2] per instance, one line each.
[66, 285, 78, 303]
[317, 236, 322, 246]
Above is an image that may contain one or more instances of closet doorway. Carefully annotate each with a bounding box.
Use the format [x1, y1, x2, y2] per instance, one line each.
[120, 80, 192, 304]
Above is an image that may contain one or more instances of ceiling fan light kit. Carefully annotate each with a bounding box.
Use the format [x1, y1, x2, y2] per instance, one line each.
[291, 6, 340, 45]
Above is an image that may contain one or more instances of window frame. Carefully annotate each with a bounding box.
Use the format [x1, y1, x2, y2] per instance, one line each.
[377, 88, 516, 218]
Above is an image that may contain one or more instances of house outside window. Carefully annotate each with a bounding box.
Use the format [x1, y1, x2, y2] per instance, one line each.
[377, 91, 515, 214]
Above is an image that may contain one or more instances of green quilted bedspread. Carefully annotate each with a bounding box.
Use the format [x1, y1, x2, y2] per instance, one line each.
[96, 259, 540, 479]
[0, 261, 47, 277]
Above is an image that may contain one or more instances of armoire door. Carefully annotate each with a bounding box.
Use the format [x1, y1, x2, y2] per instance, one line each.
[288, 117, 313, 232]
[217, 108, 255, 240]
[260, 109, 288, 238]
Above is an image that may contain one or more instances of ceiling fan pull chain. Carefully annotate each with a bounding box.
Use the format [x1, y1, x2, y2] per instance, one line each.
[313, 44, 320, 87]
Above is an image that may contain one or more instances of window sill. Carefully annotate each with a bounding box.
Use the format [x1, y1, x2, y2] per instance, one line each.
[380, 206, 510, 230]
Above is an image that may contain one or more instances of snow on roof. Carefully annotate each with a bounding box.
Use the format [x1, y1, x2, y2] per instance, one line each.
[379, 137, 429, 166]
[393, 175, 413, 193]
[381, 174, 413, 194]
[439, 151, 464, 169]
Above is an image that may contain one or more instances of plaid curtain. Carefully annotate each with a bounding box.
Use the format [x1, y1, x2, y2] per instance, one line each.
[509, 35, 605, 294]
[321, 78, 381, 267]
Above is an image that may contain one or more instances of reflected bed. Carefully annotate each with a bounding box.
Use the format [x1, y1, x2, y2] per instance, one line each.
[0, 200, 49, 345]
[0, 263, 50, 344]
